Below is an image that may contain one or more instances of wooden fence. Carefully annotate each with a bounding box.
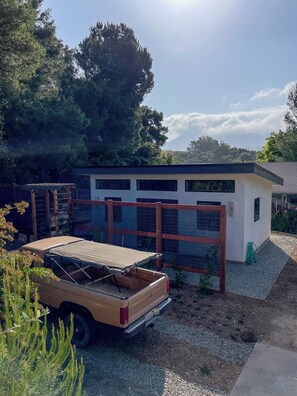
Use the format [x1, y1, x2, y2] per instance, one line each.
[70, 199, 227, 293]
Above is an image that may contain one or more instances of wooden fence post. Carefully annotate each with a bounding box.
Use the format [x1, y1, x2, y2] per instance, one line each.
[53, 190, 59, 236]
[107, 200, 114, 244]
[45, 191, 51, 237]
[67, 189, 73, 235]
[31, 190, 38, 241]
[219, 205, 227, 293]
[156, 202, 162, 269]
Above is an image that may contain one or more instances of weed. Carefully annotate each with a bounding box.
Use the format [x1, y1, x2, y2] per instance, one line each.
[174, 266, 186, 290]
[199, 270, 215, 294]
[200, 364, 212, 376]
[198, 245, 219, 294]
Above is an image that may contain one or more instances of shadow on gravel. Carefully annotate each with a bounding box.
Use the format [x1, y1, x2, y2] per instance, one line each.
[226, 234, 297, 299]
[76, 329, 167, 396]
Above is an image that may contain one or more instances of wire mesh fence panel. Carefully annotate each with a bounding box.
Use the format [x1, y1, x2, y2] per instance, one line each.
[71, 199, 226, 292]
[72, 202, 101, 240]
[162, 240, 221, 273]
[169, 207, 221, 238]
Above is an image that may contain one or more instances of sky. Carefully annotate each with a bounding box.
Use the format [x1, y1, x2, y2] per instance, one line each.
[43, 0, 297, 152]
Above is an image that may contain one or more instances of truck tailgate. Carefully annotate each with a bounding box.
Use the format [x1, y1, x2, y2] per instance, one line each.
[127, 276, 168, 324]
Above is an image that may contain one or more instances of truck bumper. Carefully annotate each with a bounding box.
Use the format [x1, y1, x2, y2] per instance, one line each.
[123, 297, 172, 339]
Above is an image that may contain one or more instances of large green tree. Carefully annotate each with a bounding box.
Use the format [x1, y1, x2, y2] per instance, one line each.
[0, 0, 44, 98]
[285, 83, 297, 129]
[258, 83, 297, 162]
[0, 9, 169, 184]
[0, 2, 88, 183]
[125, 106, 168, 165]
[75, 23, 155, 163]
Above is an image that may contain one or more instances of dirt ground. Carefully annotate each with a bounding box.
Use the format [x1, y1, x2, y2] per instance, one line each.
[163, 245, 297, 393]
[74, 245, 297, 396]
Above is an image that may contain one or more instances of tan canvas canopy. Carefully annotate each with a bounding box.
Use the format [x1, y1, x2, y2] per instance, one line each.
[22, 236, 159, 270]
[48, 240, 158, 270]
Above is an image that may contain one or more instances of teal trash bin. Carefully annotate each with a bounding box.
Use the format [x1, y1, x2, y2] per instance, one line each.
[245, 242, 257, 265]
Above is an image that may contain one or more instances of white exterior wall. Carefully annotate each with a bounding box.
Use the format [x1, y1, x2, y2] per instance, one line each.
[243, 175, 272, 260]
[89, 172, 273, 263]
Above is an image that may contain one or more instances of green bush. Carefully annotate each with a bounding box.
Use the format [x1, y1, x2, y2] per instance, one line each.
[0, 203, 85, 395]
[271, 211, 297, 234]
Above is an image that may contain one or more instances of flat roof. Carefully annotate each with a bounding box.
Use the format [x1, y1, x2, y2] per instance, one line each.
[75, 163, 283, 185]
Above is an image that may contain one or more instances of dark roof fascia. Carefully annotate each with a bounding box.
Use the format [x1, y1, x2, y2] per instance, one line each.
[253, 164, 283, 185]
[75, 163, 283, 185]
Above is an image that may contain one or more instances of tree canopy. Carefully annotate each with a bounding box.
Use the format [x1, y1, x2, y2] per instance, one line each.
[257, 83, 297, 162]
[75, 22, 158, 163]
[0, 0, 44, 98]
[0, 6, 169, 183]
[172, 136, 257, 164]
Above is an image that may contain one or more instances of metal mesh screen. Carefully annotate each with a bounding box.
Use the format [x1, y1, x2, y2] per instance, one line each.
[162, 241, 221, 272]
[71, 199, 226, 291]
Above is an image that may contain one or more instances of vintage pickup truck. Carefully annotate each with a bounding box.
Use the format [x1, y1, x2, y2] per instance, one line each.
[22, 236, 172, 347]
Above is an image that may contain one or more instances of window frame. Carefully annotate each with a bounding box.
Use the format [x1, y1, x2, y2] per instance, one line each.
[95, 179, 130, 190]
[254, 197, 260, 222]
[136, 179, 177, 192]
[185, 179, 235, 193]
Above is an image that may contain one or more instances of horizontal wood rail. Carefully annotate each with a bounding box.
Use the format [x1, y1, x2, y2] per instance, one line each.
[71, 199, 226, 293]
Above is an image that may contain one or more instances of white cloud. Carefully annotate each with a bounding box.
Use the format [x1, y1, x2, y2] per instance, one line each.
[229, 101, 242, 109]
[222, 93, 245, 104]
[251, 81, 296, 101]
[164, 105, 286, 145]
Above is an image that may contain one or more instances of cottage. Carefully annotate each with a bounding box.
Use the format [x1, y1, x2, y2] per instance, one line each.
[76, 163, 283, 264]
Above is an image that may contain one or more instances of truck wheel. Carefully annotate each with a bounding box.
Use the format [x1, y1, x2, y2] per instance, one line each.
[64, 313, 93, 348]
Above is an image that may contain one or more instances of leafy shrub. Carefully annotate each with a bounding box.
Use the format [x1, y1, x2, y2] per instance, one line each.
[0, 203, 84, 395]
[271, 211, 297, 234]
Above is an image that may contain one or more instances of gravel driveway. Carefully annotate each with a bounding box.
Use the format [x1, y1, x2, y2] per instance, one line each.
[76, 314, 249, 396]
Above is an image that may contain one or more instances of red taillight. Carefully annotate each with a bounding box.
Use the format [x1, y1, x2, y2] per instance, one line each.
[166, 278, 170, 293]
[120, 306, 129, 324]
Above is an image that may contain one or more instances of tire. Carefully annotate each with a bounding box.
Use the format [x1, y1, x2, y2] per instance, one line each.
[64, 312, 93, 348]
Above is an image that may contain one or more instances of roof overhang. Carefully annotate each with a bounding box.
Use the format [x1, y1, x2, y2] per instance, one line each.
[75, 163, 283, 185]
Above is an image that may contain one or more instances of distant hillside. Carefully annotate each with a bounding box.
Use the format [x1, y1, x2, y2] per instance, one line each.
[166, 136, 258, 164]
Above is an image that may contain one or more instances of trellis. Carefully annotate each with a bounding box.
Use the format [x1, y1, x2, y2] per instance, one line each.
[27, 183, 75, 240]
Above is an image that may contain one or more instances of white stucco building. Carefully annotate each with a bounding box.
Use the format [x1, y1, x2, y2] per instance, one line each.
[76, 163, 283, 263]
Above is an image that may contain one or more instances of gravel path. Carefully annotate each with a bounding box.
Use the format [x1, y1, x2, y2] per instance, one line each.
[226, 233, 297, 299]
[157, 317, 252, 364]
[165, 232, 297, 300]
[78, 337, 226, 396]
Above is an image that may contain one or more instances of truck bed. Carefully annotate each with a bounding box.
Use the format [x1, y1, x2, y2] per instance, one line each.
[53, 263, 164, 299]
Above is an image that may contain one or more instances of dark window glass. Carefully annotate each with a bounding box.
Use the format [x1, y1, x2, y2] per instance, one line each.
[96, 179, 130, 190]
[289, 195, 297, 205]
[186, 180, 235, 193]
[254, 197, 260, 222]
[197, 201, 221, 231]
[137, 179, 177, 191]
[105, 197, 122, 223]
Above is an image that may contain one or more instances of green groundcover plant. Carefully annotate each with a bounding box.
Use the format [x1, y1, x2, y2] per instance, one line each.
[0, 203, 85, 395]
